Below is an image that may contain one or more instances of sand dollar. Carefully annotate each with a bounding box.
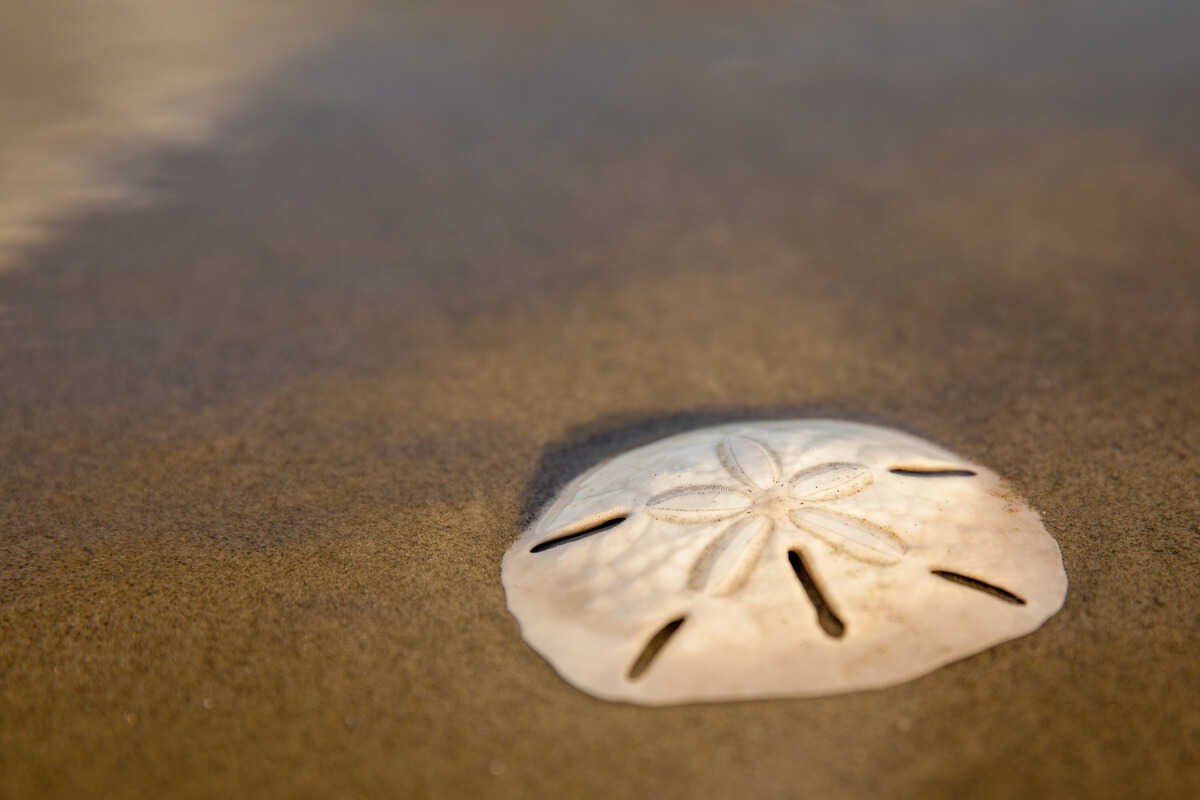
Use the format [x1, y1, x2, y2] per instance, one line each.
[503, 420, 1067, 705]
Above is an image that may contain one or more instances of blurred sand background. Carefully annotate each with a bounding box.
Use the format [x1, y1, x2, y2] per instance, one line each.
[1, 0, 1198, 797]
[0, 0, 347, 270]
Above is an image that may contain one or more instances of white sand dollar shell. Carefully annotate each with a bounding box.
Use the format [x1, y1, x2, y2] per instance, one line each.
[502, 420, 1068, 705]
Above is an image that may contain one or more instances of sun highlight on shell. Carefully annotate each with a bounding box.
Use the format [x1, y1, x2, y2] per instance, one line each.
[503, 420, 1067, 705]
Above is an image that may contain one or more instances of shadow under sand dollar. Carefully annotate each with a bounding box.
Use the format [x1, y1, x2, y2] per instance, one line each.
[517, 407, 965, 531]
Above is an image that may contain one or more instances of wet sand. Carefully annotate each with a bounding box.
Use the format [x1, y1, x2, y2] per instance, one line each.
[0, 0, 348, 270]
[2, 0, 1199, 797]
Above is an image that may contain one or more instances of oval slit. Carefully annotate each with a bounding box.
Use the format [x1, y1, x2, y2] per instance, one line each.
[627, 617, 686, 680]
[890, 468, 977, 477]
[788, 550, 846, 638]
[932, 570, 1026, 605]
[531, 517, 626, 553]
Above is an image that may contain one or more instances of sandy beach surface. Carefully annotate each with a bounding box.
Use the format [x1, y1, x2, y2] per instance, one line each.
[2, 0, 1198, 797]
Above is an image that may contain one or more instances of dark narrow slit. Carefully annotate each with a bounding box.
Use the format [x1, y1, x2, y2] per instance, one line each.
[932, 570, 1026, 605]
[787, 551, 845, 638]
[627, 617, 686, 681]
[530, 517, 626, 553]
[889, 468, 977, 478]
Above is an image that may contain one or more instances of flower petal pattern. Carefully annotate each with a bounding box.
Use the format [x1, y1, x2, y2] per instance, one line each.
[790, 507, 904, 564]
[717, 436, 781, 490]
[505, 419, 1069, 705]
[789, 462, 874, 502]
[647, 485, 751, 525]
[689, 516, 775, 597]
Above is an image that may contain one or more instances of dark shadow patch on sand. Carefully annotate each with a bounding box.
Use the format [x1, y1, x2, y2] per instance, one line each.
[517, 406, 911, 532]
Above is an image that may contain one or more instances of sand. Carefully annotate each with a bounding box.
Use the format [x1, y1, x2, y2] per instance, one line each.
[2, 0, 1198, 797]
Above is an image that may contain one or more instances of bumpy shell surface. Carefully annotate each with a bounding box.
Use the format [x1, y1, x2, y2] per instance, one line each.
[503, 420, 1067, 705]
